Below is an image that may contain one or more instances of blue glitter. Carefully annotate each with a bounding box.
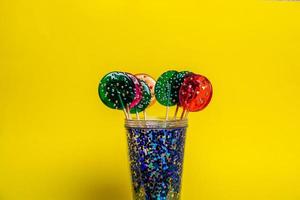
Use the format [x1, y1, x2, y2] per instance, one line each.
[126, 127, 186, 200]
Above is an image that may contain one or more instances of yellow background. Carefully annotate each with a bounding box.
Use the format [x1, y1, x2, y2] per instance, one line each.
[0, 0, 300, 199]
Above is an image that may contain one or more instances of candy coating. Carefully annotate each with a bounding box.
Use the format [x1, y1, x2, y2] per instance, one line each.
[179, 74, 212, 112]
[171, 71, 190, 106]
[135, 73, 156, 107]
[130, 80, 151, 113]
[98, 72, 135, 109]
[126, 73, 143, 109]
[155, 70, 178, 106]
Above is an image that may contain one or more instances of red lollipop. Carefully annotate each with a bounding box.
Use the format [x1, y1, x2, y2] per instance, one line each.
[179, 73, 212, 112]
[126, 73, 143, 109]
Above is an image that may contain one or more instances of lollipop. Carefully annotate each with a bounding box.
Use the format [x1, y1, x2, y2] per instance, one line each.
[170, 71, 191, 119]
[135, 73, 156, 107]
[126, 73, 143, 110]
[179, 73, 213, 118]
[170, 71, 190, 104]
[155, 70, 179, 119]
[130, 80, 151, 117]
[98, 72, 136, 118]
[155, 70, 178, 106]
[98, 70, 212, 120]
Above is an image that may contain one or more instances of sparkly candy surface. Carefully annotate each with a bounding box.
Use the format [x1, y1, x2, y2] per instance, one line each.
[98, 72, 135, 109]
[179, 73, 213, 112]
[155, 70, 178, 106]
[126, 127, 186, 200]
[130, 80, 151, 113]
[126, 73, 143, 109]
[135, 73, 156, 107]
[170, 71, 190, 106]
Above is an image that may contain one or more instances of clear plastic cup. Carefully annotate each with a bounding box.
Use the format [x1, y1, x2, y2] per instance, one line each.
[125, 119, 188, 200]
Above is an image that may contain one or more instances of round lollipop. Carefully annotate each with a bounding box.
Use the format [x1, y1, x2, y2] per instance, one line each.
[130, 80, 151, 114]
[126, 73, 143, 109]
[171, 71, 190, 105]
[155, 70, 178, 120]
[171, 71, 191, 119]
[98, 72, 136, 117]
[135, 73, 156, 107]
[179, 73, 213, 114]
[155, 70, 178, 106]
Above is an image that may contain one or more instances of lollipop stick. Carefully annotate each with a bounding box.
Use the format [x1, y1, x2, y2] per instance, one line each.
[184, 110, 189, 119]
[166, 106, 169, 120]
[122, 108, 128, 119]
[180, 108, 186, 120]
[136, 111, 140, 120]
[117, 92, 128, 119]
[143, 110, 147, 120]
[173, 104, 179, 119]
[126, 105, 132, 119]
[166, 83, 171, 120]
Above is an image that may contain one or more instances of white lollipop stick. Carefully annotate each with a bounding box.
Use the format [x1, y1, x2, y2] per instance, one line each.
[165, 83, 172, 120]
[166, 106, 169, 120]
[126, 105, 132, 119]
[117, 92, 128, 119]
[173, 104, 179, 119]
[184, 110, 189, 119]
[180, 108, 186, 120]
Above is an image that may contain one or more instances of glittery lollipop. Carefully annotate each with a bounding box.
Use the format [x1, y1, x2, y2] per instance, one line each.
[130, 80, 151, 120]
[135, 73, 156, 120]
[125, 73, 143, 119]
[154, 70, 178, 119]
[170, 71, 191, 119]
[135, 73, 156, 107]
[179, 73, 213, 119]
[98, 71, 136, 118]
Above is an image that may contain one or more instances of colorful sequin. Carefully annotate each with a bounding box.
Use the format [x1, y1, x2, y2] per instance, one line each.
[126, 127, 187, 200]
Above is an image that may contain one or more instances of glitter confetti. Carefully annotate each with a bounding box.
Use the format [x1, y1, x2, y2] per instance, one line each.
[126, 126, 187, 200]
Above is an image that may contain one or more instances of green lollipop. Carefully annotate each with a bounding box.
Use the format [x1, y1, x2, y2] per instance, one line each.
[130, 80, 151, 114]
[98, 72, 135, 110]
[154, 70, 178, 106]
[170, 71, 190, 105]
